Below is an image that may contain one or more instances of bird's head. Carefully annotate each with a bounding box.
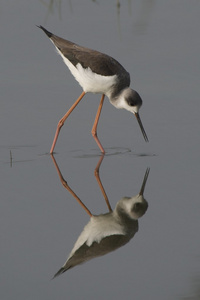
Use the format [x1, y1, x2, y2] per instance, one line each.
[123, 88, 143, 113]
[115, 168, 150, 220]
[112, 88, 148, 142]
[116, 195, 148, 220]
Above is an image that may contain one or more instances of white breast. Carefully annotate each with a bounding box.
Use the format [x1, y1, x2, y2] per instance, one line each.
[67, 214, 125, 260]
[57, 48, 117, 95]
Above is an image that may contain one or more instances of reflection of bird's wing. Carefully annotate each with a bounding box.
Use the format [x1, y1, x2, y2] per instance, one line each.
[53, 216, 139, 278]
[68, 214, 126, 257]
[54, 228, 138, 277]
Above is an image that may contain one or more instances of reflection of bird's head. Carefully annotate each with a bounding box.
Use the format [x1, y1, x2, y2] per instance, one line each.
[115, 195, 148, 220]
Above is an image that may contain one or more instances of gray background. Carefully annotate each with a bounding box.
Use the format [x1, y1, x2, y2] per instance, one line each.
[1, 1, 200, 299]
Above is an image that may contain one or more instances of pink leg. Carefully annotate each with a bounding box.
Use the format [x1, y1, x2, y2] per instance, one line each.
[51, 154, 93, 217]
[91, 94, 105, 153]
[94, 155, 112, 212]
[50, 91, 86, 153]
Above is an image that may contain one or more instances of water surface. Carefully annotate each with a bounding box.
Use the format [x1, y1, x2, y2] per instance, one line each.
[1, 1, 200, 299]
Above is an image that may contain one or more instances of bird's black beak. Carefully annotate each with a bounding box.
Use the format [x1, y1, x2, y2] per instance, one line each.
[134, 112, 149, 142]
[139, 168, 150, 196]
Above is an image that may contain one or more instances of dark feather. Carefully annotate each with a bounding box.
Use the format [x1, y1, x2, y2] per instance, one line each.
[38, 26, 130, 79]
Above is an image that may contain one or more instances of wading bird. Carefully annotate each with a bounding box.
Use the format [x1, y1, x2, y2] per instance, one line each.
[38, 26, 148, 153]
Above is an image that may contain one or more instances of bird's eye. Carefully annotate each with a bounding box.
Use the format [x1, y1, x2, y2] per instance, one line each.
[133, 202, 141, 211]
[126, 98, 136, 107]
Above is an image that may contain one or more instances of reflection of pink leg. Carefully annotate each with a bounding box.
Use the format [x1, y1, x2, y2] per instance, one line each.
[94, 155, 112, 212]
[51, 154, 93, 217]
[91, 94, 105, 154]
[50, 91, 86, 154]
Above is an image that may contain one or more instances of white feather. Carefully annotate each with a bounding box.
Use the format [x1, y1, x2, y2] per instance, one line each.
[55, 46, 117, 95]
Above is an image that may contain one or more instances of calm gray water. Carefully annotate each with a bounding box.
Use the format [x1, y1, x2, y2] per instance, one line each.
[1, 1, 200, 299]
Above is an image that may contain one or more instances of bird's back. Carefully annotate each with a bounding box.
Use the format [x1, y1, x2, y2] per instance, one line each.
[39, 26, 131, 96]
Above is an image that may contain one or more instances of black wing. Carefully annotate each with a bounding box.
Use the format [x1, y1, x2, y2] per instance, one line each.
[38, 26, 130, 78]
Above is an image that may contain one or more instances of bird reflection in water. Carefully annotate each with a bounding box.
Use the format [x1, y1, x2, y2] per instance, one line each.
[51, 155, 149, 277]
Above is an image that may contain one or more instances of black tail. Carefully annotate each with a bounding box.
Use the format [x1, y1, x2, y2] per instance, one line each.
[52, 267, 66, 279]
[37, 25, 53, 38]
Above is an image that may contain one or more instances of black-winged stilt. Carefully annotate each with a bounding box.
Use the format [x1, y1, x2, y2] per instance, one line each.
[38, 26, 148, 153]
